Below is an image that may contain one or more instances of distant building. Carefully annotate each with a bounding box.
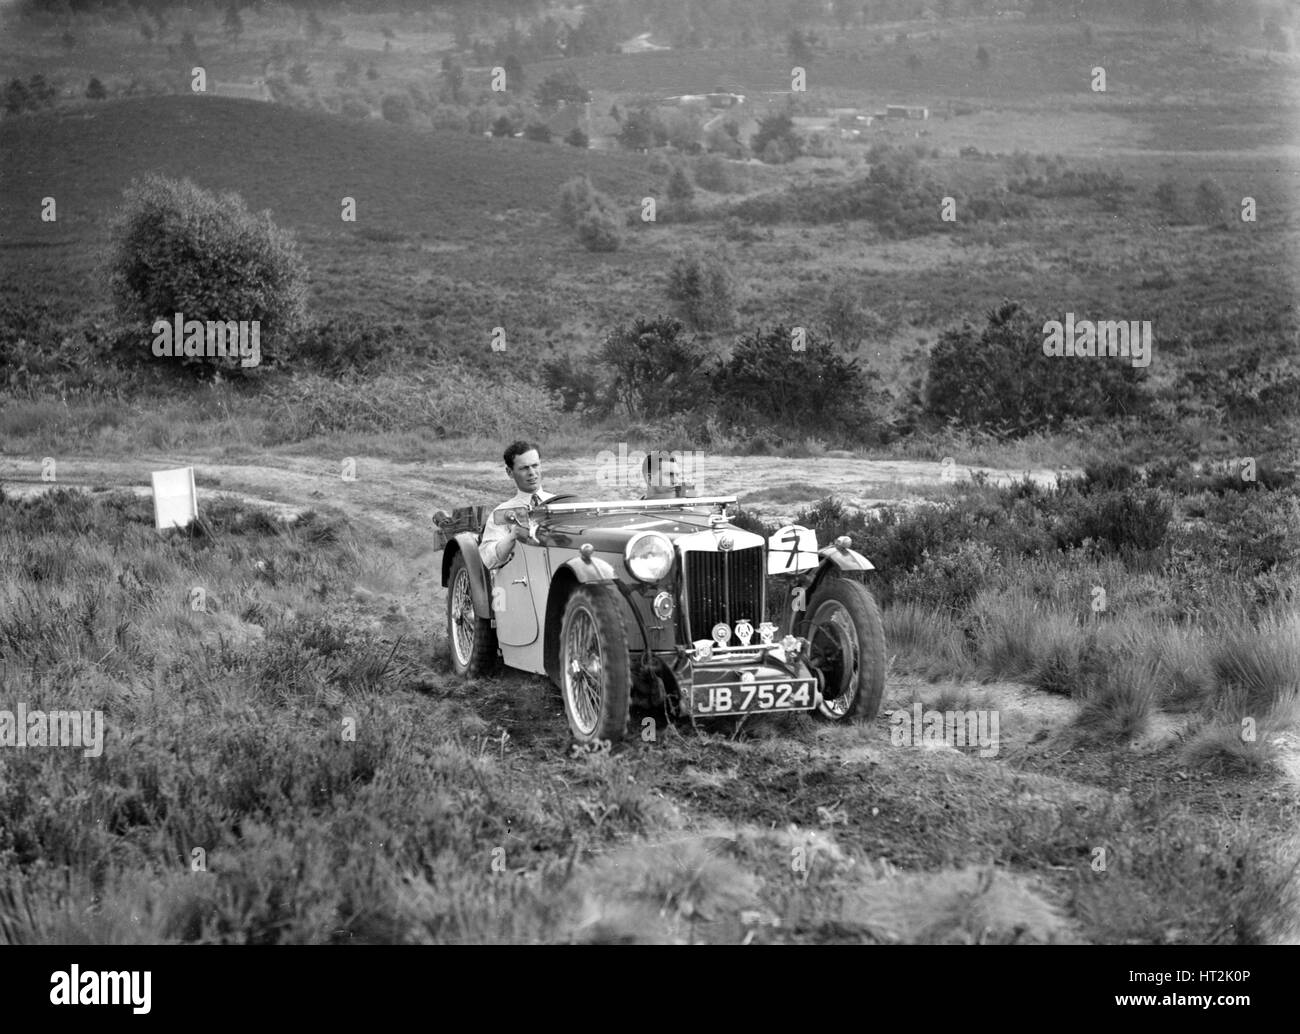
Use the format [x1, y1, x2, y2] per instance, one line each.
[209, 80, 271, 102]
[885, 104, 929, 120]
[617, 32, 671, 54]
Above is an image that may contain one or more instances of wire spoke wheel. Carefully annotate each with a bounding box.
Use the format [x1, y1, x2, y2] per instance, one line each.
[801, 577, 886, 722]
[446, 551, 495, 677]
[558, 585, 630, 744]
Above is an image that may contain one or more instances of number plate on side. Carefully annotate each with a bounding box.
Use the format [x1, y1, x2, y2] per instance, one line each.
[688, 674, 817, 716]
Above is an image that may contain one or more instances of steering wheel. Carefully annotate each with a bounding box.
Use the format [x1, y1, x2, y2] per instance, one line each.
[539, 493, 585, 506]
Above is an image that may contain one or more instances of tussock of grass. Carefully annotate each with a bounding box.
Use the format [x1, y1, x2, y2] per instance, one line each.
[838, 865, 1080, 944]
[1205, 609, 1300, 729]
[1181, 721, 1278, 777]
[1074, 655, 1160, 744]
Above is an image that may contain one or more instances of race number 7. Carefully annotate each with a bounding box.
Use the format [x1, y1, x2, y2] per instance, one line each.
[783, 530, 800, 569]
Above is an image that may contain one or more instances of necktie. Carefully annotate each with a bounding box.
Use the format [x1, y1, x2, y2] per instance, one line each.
[530, 493, 541, 508]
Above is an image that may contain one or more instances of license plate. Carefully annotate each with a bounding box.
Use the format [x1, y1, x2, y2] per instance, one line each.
[689, 677, 816, 716]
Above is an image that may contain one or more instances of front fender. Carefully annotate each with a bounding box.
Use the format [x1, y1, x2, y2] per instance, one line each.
[818, 543, 875, 573]
[441, 532, 493, 619]
[562, 553, 617, 583]
[777, 549, 877, 635]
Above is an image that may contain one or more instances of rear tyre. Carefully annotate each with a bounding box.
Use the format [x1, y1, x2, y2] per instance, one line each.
[801, 577, 885, 721]
[558, 585, 631, 745]
[447, 551, 496, 677]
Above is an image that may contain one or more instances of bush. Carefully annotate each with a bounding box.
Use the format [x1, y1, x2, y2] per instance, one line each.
[1194, 178, 1229, 225]
[289, 315, 409, 374]
[923, 302, 1147, 436]
[576, 199, 622, 252]
[541, 353, 613, 415]
[523, 121, 552, 143]
[1051, 488, 1172, 555]
[85, 77, 107, 100]
[712, 325, 885, 443]
[694, 154, 734, 193]
[557, 176, 596, 227]
[667, 165, 695, 203]
[564, 127, 589, 148]
[665, 247, 736, 331]
[491, 114, 516, 137]
[381, 93, 413, 124]
[596, 315, 707, 418]
[108, 174, 308, 373]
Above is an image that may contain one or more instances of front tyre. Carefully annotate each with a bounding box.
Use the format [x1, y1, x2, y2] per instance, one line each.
[447, 551, 496, 677]
[802, 577, 885, 721]
[558, 585, 631, 745]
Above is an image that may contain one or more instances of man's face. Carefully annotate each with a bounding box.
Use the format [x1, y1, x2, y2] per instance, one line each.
[647, 454, 682, 489]
[509, 449, 542, 494]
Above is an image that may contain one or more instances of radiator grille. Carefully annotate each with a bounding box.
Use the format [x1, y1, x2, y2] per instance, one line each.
[682, 546, 764, 644]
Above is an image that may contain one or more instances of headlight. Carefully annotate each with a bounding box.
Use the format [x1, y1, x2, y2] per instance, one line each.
[625, 532, 674, 583]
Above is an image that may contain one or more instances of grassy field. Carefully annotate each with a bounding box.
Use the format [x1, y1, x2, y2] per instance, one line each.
[2, 3, 1299, 944]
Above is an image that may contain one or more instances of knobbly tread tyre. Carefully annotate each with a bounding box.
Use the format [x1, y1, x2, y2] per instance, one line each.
[447, 551, 496, 677]
[802, 577, 886, 721]
[559, 584, 631, 745]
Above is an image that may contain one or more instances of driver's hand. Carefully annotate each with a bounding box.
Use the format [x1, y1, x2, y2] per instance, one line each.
[510, 523, 533, 543]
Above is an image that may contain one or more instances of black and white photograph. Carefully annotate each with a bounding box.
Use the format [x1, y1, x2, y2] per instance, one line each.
[0, 0, 1297, 998]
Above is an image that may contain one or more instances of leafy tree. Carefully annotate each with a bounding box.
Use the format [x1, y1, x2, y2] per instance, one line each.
[751, 111, 802, 164]
[618, 107, 657, 151]
[668, 165, 695, 203]
[85, 76, 107, 100]
[535, 67, 588, 110]
[491, 114, 516, 137]
[109, 174, 308, 374]
[666, 247, 736, 331]
[788, 28, 814, 64]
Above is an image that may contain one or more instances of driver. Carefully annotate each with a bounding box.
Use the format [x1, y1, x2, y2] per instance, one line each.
[479, 440, 555, 570]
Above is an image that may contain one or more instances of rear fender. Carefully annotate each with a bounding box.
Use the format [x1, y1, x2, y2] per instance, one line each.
[441, 533, 492, 619]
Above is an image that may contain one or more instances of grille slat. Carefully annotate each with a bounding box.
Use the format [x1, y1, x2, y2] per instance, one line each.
[684, 547, 764, 644]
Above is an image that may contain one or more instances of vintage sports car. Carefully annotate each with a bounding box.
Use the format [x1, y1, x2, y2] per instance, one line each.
[435, 495, 885, 745]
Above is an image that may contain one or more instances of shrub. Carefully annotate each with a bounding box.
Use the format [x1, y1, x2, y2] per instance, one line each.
[523, 121, 552, 143]
[108, 174, 308, 374]
[694, 154, 734, 193]
[340, 95, 371, 120]
[557, 177, 596, 227]
[712, 326, 885, 443]
[665, 247, 736, 332]
[381, 93, 413, 124]
[576, 199, 622, 252]
[491, 114, 516, 137]
[541, 353, 613, 415]
[1051, 488, 1172, 555]
[289, 315, 408, 374]
[596, 315, 707, 418]
[1153, 179, 1182, 222]
[923, 302, 1147, 436]
[667, 165, 695, 203]
[564, 127, 589, 148]
[893, 541, 999, 615]
[85, 77, 107, 100]
[1194, 178, 1229, 225]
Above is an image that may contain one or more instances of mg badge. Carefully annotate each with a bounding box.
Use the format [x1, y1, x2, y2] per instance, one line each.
[734, 619, 754, 646]
[758, 621, 778, 644]
[717, 533, 734, 551]
[711, 622, 731, 649]
[740, 670, 756, 684]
